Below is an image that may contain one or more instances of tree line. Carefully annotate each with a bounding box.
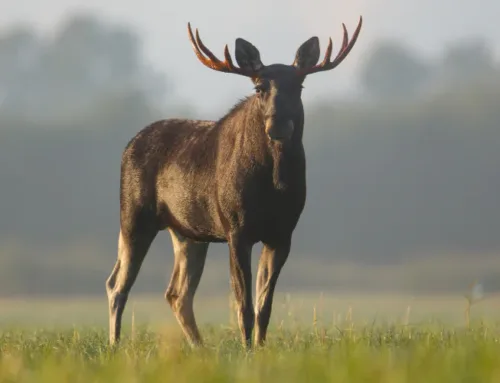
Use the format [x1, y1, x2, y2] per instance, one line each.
[1, 13, 499, 295]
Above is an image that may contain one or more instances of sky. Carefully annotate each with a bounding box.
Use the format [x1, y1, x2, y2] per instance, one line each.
[1, 0, 499, 116]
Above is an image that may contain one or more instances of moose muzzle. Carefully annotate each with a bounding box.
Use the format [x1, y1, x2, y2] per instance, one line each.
[265, 119, 294, 141]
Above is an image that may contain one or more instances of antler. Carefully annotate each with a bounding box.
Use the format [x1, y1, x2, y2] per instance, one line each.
[187, 23, 255, 77]
[296, 16, 363, 76]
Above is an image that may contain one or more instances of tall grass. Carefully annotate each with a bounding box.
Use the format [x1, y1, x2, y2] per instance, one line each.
[1, 322, 500, 382]
[1, 289, 499, 382]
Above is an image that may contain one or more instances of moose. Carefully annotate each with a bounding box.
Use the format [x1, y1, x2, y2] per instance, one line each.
[106, 16, 363, 349]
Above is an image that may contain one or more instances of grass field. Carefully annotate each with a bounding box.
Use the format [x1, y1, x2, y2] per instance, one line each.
[1, 292, 500, 382]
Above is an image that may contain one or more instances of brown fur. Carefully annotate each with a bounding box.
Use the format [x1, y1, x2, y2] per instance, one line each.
[105, 20, 362, 349]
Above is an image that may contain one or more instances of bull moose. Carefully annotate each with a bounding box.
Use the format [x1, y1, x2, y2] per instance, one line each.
[106, 16, 363, 348]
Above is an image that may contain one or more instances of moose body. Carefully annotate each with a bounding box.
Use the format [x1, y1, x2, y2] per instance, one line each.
[106, 17, 362, 348]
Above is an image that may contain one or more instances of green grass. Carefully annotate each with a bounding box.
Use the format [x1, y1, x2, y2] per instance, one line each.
[1, 323, 500, 382]
[1, 293, 500, 382]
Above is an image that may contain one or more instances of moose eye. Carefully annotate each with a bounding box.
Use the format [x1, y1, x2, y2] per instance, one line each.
[254, 85, 265, 94]
[254, 81, 269, 94]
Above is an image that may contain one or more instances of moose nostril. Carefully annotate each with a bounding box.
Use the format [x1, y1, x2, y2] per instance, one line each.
[265, 119, 294, 140]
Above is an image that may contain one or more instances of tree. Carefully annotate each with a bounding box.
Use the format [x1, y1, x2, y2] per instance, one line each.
[434, 38, 498, 90]
[358, 40, 432, 101]
[0, 13, 169, 123]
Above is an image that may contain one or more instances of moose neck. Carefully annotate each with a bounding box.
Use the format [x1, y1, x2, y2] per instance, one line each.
[220, 95, 305, 191]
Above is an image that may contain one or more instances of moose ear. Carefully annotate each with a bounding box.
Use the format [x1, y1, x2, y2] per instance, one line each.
[235, 38, 264, 72]
[293, 37, 320, 69]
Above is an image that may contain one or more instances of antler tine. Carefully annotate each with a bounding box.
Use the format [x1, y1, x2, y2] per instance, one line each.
[187, 22, 253, 76]
[187, 23, 218, 71]
[223, 44, 238, 71]
[195, 28, 223, 65]
[326, 23, 350, 65]
[341, 23, 349, 51]
[318, 37, 333, 67]
[297, 16, 363, 76]
[329, 17, 363, 68]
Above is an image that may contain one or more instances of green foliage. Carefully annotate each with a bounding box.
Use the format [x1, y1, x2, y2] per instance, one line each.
[1, 324, 500, 382]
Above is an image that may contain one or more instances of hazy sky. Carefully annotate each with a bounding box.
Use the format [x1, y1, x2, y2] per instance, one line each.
[2, 0, 499, 116]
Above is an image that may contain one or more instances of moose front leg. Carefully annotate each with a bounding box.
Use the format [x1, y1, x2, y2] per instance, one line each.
[228, 236, 254, 349]
[254, 239, 291, 347]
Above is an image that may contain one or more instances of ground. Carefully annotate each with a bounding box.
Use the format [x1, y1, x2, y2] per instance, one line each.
[1, 292, 499, 382]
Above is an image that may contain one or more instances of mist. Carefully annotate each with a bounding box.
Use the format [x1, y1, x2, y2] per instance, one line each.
[0, 4, 499, 298]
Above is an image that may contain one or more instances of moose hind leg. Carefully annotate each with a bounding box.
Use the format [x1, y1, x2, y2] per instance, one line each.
[165, 229, 208, 347]
[106, 227, 157, 346]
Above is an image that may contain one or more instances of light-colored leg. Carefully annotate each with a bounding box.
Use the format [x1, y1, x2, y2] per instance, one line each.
[106, 228, 157, 346]
[254, 239, 290, 347]
[165, 229, 209, 347]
